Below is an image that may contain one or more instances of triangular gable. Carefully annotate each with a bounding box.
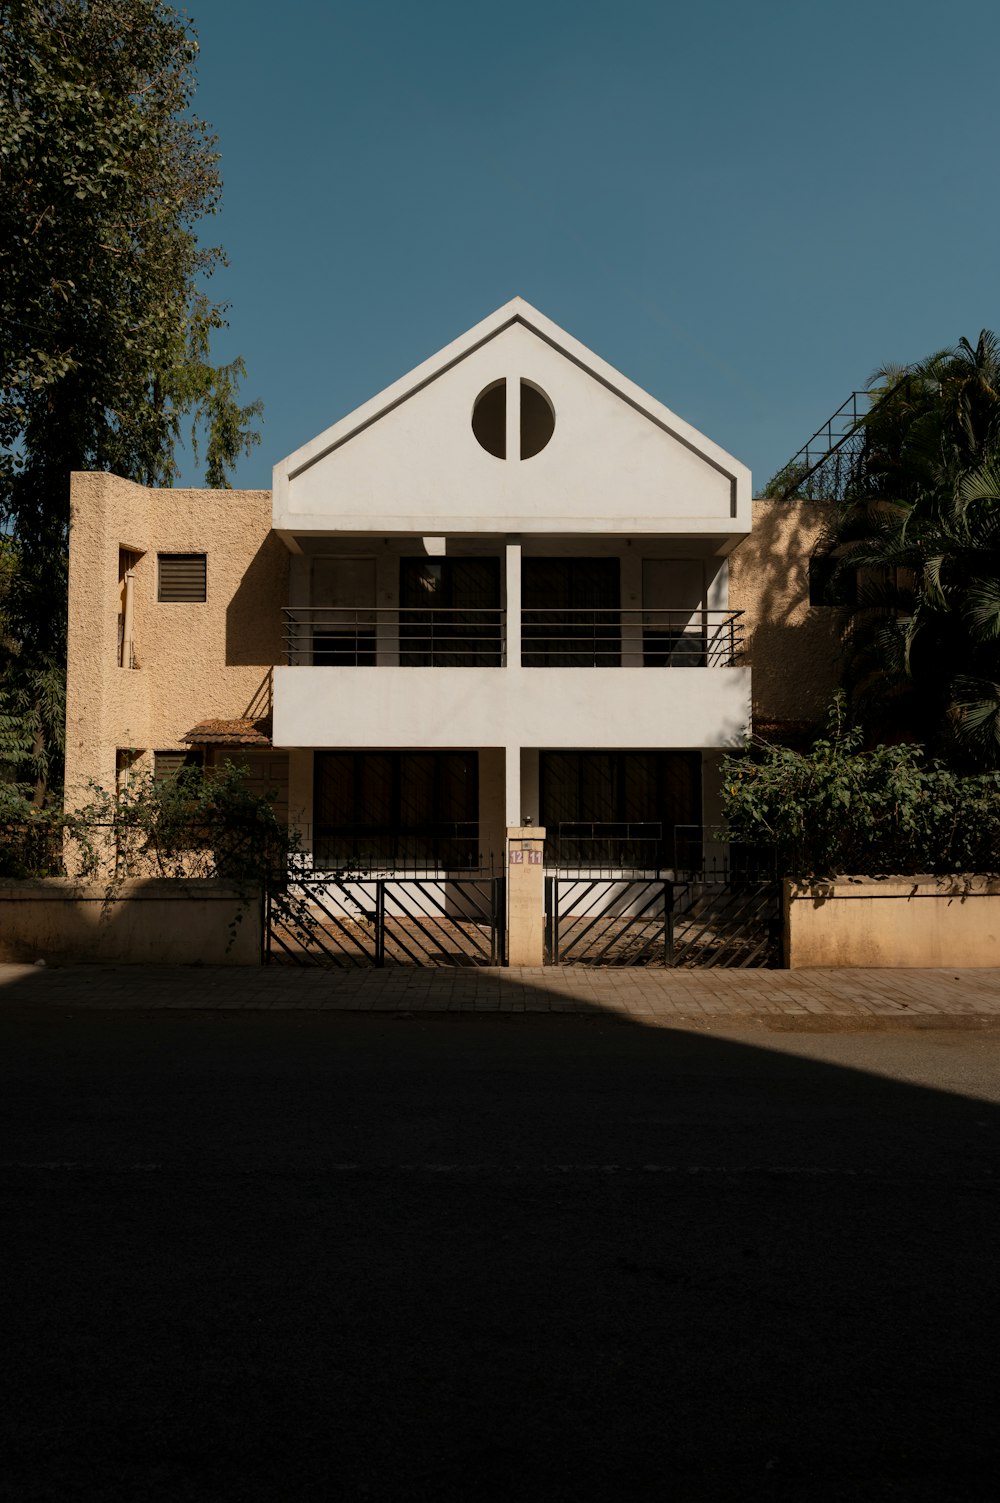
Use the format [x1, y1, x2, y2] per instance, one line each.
[273, 298, 750, 539]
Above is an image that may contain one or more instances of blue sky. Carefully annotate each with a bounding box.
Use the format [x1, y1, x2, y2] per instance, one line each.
[186, 0, 1000, 493]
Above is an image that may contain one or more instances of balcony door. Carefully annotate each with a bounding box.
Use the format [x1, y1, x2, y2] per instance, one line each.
[312, 557, 376, 665]
[399, 558, 501, 666]
[523, 557, 620, 666]
[642, 559, 705, 667]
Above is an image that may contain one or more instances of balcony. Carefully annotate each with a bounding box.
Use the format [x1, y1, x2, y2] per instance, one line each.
[282, 606, 744, 669]
[521, 609, 743, 668]
[274, 602, 749, 751]
[283, 607, 505, 667]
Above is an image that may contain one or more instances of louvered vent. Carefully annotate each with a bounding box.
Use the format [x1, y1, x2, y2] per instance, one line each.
[158, 554, 207, 602]
[153, 750, 203, 783]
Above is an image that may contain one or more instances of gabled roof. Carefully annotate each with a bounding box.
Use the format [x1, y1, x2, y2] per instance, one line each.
[275, 296, 743, 487]
[272, 297, 751, 543]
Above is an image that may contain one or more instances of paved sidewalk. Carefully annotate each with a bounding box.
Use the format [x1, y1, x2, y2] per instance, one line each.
[3, 961, 1000, 1027]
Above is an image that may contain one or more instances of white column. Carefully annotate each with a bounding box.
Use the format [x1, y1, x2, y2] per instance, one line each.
[506, 372, 520, 463]
[505, 538, 521, 668]
[505, 743, 521, 828]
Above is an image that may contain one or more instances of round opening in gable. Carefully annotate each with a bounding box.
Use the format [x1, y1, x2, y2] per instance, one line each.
[520, 381, 555, 459]
[471, 380, 506, 459]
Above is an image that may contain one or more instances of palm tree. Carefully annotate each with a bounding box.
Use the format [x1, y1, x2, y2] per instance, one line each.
[832, 425, 1000, 765]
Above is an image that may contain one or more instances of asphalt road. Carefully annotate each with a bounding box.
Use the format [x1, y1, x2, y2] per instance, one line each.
[3, 1005, 999, 1502]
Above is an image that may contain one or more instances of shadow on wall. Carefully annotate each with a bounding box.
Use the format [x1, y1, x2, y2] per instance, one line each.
[226, 534, 289, 666]
[1, 966, 998, 1499]
[730, 499, 845, 734]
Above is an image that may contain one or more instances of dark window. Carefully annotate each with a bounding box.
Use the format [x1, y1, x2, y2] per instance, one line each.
[153, 749, 203, 783]
[539, 750, 701, 868]
[523, 557, 620, 666]
[520, 381, 555, 458]
[158, 554, 206, 603]
[314, 750, 479, 870]
[399, 557, 501, 665]
[472, 382, 505, 458]
[809, 553, 836, 606]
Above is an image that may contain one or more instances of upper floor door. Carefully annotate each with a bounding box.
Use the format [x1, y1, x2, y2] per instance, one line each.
[522, 557, 621, 666]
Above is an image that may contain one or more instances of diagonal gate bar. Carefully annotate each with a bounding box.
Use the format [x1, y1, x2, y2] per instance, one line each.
[265, 873, 504, 968]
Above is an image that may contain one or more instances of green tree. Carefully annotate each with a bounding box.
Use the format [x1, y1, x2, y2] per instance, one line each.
[826, 333, 1000, 764]
[0, 0, 262, 797]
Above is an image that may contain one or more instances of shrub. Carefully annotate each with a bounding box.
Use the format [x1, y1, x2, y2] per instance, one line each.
[720, 697, 1000, 878]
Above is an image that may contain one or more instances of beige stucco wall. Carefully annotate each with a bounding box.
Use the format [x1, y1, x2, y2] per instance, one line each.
[728, 498, 843, 733]
[66, 473, 286, 804]
[785, 877, 1000, 968]
[0, 879, 262, 966]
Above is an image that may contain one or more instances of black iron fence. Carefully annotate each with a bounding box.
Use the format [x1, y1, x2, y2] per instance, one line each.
[544, 826, 780, 967]
[265, 871, 505, 967]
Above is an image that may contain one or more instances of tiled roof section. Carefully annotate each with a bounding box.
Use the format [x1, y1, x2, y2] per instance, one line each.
[181, 717, 272, 747]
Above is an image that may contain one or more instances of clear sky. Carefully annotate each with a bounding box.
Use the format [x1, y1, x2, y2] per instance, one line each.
[184, 0, 1000, 494]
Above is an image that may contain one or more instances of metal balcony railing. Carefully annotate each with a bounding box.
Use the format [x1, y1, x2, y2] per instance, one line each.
[283, 607, 505, 666]
[282, 607, 744, 667]
[521, 609, 744, 667]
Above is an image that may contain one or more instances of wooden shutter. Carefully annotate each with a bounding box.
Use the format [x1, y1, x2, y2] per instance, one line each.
[158, 554, 207, 602]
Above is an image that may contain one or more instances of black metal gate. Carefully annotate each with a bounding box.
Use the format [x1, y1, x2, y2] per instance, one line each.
[264, 872, 505, 968]
[545, 870, 780, 968]
[669, 875, 781, 968]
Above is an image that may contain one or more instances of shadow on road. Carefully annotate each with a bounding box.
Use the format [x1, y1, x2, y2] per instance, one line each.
[1, 969, 998, 1502]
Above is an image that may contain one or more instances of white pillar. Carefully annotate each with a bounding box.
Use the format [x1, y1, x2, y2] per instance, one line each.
[505, 538, 521, 668]
[505, 743, 521, 828]
[506, 372, 520, 463]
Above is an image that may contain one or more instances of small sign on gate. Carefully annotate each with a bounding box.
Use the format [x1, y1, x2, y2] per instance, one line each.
[527, 850, 542, 864]
[509, 849, 524, 864]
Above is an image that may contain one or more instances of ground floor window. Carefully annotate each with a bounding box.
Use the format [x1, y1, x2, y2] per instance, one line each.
[539, 750, 701, 868]
[153, 749, 204, 783]
[314, 750, 479, 870]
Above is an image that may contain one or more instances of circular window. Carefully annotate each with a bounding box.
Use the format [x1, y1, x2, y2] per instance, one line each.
[519, 380, 555, 459]
[471, 381, 506, 459]
[471, 379, 555, 459]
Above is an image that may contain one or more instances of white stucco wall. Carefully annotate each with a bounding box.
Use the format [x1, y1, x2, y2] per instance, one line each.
[272, 665, 750, 752]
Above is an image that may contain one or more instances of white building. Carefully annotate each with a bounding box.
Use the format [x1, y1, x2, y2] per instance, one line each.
[271, 297, 751, 875]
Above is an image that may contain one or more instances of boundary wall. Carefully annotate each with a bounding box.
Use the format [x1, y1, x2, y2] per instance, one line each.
[784, 876, 1000, 968]
[0, 880, 261, 966]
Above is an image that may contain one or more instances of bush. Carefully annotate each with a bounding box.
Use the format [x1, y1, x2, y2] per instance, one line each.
[0, 783, 67, 878]
[720, 697, 1000, 878]
[0, 762, 298, 887]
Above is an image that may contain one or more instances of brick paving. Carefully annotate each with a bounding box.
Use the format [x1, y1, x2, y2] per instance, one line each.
[2, 961, 1000, 1027]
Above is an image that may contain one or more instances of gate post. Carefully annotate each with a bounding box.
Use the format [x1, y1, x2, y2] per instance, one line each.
[506, 826, 546, 966]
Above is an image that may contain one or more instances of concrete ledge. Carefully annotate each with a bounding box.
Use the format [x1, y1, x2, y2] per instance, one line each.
[785, 876, 1000, 968]
[0, 879, 261, 966]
